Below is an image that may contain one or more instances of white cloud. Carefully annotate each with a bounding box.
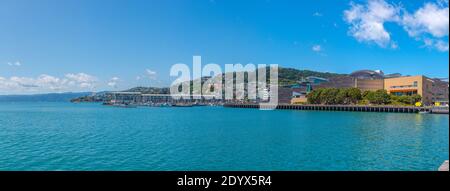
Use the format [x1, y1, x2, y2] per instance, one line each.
[344, 0, 399, 48]
[145, 69, 157, 80]
[36, 74, 63, 90]
[107, 81, 117, 88]
[146, 69, 156, 76]
[1, 75, 63, 92]
[0, 77, 18, 90]
[343, 0, 449, 52]
[422, 38, 448, 51]
[312, 45, 322, 52]
[390, 41, 399, 49]
[37, 74, 60, 84]
[312, 44, 327, 56]
[0, 73, 99, 93]
[402, 2, 449, 51]
[65, 73, 97, 88]
[65, 73, 96, 83]
[313, 12, 323, 17]
[107, 77, 120, 88]
[79, 83, 92, 88]
[434, 40, 449, 51]
[402, 3, 449, 38]
[7, 61, 21, 66]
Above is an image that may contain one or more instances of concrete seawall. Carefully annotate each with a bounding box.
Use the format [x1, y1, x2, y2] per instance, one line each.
[224, 104, 449, 114]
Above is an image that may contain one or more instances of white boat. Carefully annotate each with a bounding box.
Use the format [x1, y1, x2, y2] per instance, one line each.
[173, 103, 193, 107]
[113, 103, 137, 108]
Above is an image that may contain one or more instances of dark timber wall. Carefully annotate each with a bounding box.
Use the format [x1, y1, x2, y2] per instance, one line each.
[223, 104, 430, 113]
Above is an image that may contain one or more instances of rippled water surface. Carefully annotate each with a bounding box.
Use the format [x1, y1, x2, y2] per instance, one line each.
[0, 102, 448, 170]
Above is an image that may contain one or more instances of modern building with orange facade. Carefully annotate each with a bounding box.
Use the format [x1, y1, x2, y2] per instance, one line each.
[384, 75, 435, 105]
[294, 70, 448, 106]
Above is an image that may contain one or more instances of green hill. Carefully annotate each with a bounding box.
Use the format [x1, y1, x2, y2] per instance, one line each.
[277, 67, 345, 86]
[124, 87, 170, 94]
[118, 67, 344, 94]
[70, 67, 345, 102]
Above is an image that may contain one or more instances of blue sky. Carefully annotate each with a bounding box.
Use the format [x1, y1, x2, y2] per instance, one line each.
[0, 0, 448, 94]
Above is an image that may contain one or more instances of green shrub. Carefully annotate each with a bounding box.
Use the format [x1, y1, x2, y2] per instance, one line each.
[307, 88, 420, 106]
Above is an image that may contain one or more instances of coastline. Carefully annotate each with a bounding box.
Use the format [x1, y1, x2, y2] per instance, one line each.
[224, 103, 449, 114]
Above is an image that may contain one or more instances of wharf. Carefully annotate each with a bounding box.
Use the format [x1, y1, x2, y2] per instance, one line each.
[224, 104, 447, 114]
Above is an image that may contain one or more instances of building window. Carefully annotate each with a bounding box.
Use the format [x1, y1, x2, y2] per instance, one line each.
[413, 81, 418, 87]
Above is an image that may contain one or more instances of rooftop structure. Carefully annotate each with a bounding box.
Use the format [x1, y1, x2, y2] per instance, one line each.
[350, 70, 384, 79]
[384, 73, 402, 78]
[305, 76, 329, 84]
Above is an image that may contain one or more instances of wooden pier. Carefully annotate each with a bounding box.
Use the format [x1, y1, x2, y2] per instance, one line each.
[224, 103, 436, 113]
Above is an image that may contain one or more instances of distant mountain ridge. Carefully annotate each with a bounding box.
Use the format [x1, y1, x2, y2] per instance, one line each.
[0, 92, 94, 102]
[124, 87, 170, 94]
[2, 67, 346, 102]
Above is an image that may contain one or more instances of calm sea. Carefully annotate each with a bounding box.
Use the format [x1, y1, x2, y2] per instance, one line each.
[0, 102, 448, 170]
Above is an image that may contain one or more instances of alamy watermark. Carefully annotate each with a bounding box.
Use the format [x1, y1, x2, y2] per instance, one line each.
[170, 56, 278, 110]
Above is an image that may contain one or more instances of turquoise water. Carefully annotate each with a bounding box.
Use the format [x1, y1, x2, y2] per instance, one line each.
[0, 102, 448, 171]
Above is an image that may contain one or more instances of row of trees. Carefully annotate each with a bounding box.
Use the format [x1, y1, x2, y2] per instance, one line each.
[362, 89, 390, 105]
[307, 88, 422, 105]
[307, 88, 362, 105]
[390, 94, 422, 105]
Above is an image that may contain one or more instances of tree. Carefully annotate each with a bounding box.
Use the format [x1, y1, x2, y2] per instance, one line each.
[397, 95, 412, 104]
[364, 91, 374, 102]
[390, 94, 422, 105]
[411, 94, 422, 104]
[362, 90, 371, 98]
[308, 88, 393, 105]
[368, 89, 390, 105]
[390, 95, 400, 102]
[347, 88, 362, 104]
[307, 89, 322, 104]
[336, 89, 348, 104]
[321, 88, 340, 104]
